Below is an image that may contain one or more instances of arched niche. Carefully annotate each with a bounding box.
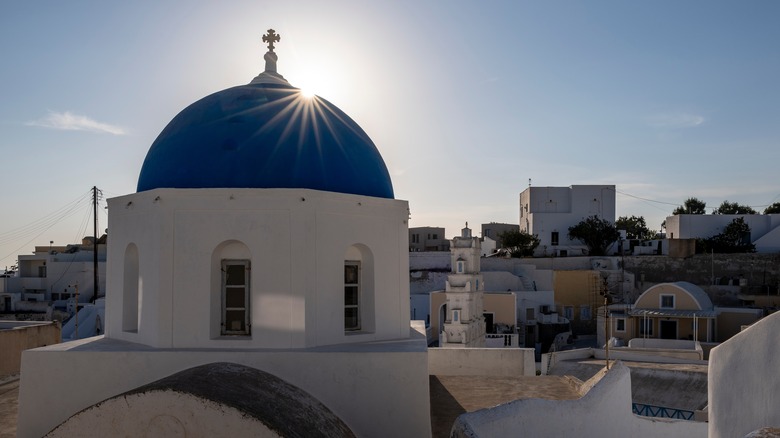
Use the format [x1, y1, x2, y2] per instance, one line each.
[122, 243, 140, 332]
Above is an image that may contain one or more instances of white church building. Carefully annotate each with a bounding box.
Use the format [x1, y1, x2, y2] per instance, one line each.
[18, 30, 430, 437]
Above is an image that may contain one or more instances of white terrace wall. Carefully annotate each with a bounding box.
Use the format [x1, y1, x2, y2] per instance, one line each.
[0, 321, 60, 378]
[628, 339, 697, 349]
[409, 252, 449, 270]
[597, 347, 704, 362]
[428, 347, 536, 377]
[452, 362, 707, 438]
[541, 348, 594, 375]
[708, 310, 780, 438]
[19, 326, 431, 438]
[542, 347, 706, 375]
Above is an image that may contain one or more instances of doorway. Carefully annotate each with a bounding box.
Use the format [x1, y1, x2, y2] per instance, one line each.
[483, 313, 494, 334]
[660, 320, 677, 339]
[438, 304, 447, 339]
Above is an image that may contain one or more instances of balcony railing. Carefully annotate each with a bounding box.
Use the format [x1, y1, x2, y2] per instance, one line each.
[485, 333, 518, 347]
[632, 403, 695, 420]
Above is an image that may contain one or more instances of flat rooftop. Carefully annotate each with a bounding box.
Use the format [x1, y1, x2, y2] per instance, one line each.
[550, 358, 708, 411]
[430, 375, 583, 438]
[0, 375, 18, 438]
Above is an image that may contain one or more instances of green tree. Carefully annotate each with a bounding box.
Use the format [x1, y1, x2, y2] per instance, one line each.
[713, 200, 756, 215]
[673, 197, 707, 215]
[567, 216, 620, 256]
[615, 215, 656, 241]
[697, 217, 755, 253]
[498, 229, 540, 258]
[764, 202, 780, 214]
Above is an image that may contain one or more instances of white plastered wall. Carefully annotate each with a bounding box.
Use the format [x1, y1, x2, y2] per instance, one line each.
[105, 188, 410, 349]
[708, 310, 780, 437]
[452, 362, 706, 437]
[47, 390, 282, 438]
[18, 322, 431, 438]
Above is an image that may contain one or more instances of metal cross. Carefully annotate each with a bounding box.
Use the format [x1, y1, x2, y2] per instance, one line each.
[262, 29, 280, 52]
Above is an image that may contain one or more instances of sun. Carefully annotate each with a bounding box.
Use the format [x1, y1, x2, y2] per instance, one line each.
[299, 87, 316, 98]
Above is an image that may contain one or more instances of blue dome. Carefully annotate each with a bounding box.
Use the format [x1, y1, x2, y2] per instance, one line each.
[137, 82, 394, 199]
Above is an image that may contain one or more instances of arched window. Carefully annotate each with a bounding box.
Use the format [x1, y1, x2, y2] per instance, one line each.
[211, 241, 251, 337]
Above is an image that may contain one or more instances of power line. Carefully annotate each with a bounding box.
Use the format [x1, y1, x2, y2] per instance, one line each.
[0, 189, 92, 245]
[613, 188, 680, 207]
[612, 187, 779, 212]
[0, 189, 93, 266]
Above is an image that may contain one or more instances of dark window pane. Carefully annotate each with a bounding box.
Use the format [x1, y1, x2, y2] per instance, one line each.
[345, 286, 359, 306]
[225, 310, 245, 332]
[345, 308, 359, 330]
[226, 287, 246, 308]
[226, 264, 246, 286]
[344, 264, 358, 284]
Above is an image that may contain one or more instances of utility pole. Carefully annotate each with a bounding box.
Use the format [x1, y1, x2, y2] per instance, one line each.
[72, 283, 79, 339]
[601, 272, 611, 370]
[92, 186, 99, 304]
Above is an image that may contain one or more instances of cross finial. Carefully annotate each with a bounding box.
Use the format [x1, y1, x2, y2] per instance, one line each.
[262, 29, 280, 53]
[250, 28, 288, 85]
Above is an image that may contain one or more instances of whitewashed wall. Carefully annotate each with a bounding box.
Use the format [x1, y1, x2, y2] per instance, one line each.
[18, 322, 431, 438]
[708, 311, 780, 438]
[409, 252, 450, 270]
[452, 362, 706, 438]
[105, 188, 410, 349]
[428, 347, 535, 377]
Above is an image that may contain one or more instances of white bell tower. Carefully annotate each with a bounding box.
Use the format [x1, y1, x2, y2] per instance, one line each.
[440, 223, 486, 348]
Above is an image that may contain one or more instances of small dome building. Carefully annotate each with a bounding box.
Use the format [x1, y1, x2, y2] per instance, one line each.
[106, 30, 408, 349]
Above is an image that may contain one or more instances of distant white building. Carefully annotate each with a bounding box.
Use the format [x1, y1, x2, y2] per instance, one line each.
[481, 222, 519, 249]
[0, 237, 106, 313]
[480, 235, 497, 257]
[409, 226, 449, 252]
[665, 213, 780, 253]
[520, 185, 616, 257]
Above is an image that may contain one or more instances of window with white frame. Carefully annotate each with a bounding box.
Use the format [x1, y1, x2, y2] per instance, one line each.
[222, 260, 250, 335]
[580, 305, 591, 321]
[660, 294, 675, 309]
[564, 306, 574, 320]
[615, 318, 626, 332]
[344, 261, 361, 331]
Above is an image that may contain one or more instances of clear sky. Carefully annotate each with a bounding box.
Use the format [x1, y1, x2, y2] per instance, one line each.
[1, 1, 779, 268]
